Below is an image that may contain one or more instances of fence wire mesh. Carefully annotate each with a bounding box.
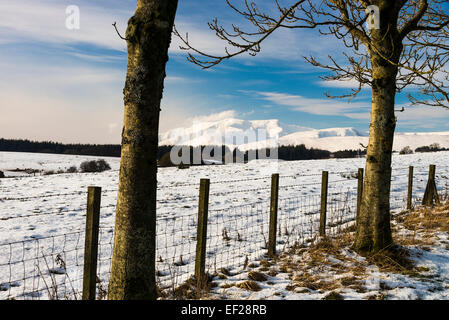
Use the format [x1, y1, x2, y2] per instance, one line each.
[155, 212, 198, 291]
[206, 202, 268, 275]
[0, 232, 85, 300]
[0, 164, 448, 299]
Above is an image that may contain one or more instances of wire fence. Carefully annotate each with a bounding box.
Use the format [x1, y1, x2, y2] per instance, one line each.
[0, 232, 85, 300]
[0, 164, 448, 299]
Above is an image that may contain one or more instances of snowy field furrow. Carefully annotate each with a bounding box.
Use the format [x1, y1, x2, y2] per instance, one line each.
[0, 151, 448, 299]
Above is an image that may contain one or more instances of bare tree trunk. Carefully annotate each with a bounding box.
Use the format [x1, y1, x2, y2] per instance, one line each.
[354, 55, 401, 253]
[354, 3, 402, 253]
[108, 0, 178, 300]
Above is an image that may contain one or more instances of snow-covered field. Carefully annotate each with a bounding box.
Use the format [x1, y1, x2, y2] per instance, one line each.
[209, 226, 449, 300]
[0, 151, 448, 300]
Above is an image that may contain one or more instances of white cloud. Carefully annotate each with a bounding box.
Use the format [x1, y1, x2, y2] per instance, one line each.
[396, 105, 449, 129]
[318, 79, 369, 89]
[253, 91, 370, 117]
[0, 0, 131, 52]
[0, 1, 351, 66]
[189, 110, 238, 124]
[345, 113, 371, 120]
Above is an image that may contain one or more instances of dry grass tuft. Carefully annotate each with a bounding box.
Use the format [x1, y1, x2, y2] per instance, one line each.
[364, 245, 415, 275]
[236, 280, 261, 292]
[293, 273, 341, 292]
[219, 268, 231, 276]
[171, 274, 216, 299]
[340, 276, 358, 286]
[308, 237, 349, 262]
[248, 270, 268, 282]
[259, 260, 273, 268]
[268, 268, 278, 277]
[322, 291, 344, 300]
[398, 204, 449, 235]
[367, 293, 388, 300]
[220, 283, 234, 289]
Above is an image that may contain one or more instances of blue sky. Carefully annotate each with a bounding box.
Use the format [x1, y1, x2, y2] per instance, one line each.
[1, 0, 449, 144]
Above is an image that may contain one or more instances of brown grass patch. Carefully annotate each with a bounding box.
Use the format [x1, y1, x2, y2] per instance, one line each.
[171, 274, 216, 299]
[268, 268, 278, 277]
[292, 273, 340, 292]
[364, 245, 415, 275]
[367, 293, 388, 300]
[219, 267, 231, 276]
[236, 280, 261, 292]
[220, 283, 234, 289]
[248, 271, 268, 282]
[396, 203, 449, 235]
[308, 236, 355, 264]
[322, 291, 344, 300]
[259, 260, 273, 268]
[340, 276, 358, 286]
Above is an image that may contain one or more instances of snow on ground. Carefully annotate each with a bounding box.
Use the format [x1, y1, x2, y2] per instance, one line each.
[207, 236, 449, 300]
[207, 206, 449, 300]
[0, 152, 120, 177]
[0, 151, 449, 299]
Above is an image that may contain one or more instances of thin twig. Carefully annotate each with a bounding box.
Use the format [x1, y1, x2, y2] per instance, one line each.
[112, 22, 128, 41]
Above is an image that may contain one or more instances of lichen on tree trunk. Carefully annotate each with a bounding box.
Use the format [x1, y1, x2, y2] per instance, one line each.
[354, 64, 397, 252]
[353, 2, 403, 253]
[108, 0, 178, 300]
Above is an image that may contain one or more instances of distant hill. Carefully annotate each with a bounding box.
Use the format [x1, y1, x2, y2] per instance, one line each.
[278, 128, 449, 152]
[159, 116, 449, 153]
[4, 122, 449, 160]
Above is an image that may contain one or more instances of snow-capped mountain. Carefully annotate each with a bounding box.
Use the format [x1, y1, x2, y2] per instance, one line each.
[159, 117, 283, 148]
[159, 116, 449, 152]
[277, 128, 368, 152]
[278, 129, 449, 152]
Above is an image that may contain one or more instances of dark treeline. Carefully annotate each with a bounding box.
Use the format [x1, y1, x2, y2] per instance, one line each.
[332, 149, 367, 158]
[1, 138, 366, 163]
[158, 145, 232, 167]
[241, 145, 331, 161]
[158, 144, 365, 167]
[415, 144, 448, 153]
[0, 138, 122, 157]
[273, 145, 331, 160]
[243, 145, 366, 161]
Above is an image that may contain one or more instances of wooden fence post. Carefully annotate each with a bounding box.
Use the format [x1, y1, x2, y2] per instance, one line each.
[356, 168, 364, 220]
[195, 179, 210, 285]
[268, 173, 279, 259]
[423, 164, 440, 206]
[82, 186, 101, 300]
[319, 171, 329, 237]
[407, 166, 414, 210]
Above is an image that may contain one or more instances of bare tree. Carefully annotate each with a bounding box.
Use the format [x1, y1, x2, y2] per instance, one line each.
[174, 0, 449, 253]
[108, 0, 178, 299]
[404, 9, 449, 109]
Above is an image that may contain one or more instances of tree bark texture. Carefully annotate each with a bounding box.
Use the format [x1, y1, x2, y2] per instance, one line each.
[354, 1, 403, 253]
[108, 0, 178, 300]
